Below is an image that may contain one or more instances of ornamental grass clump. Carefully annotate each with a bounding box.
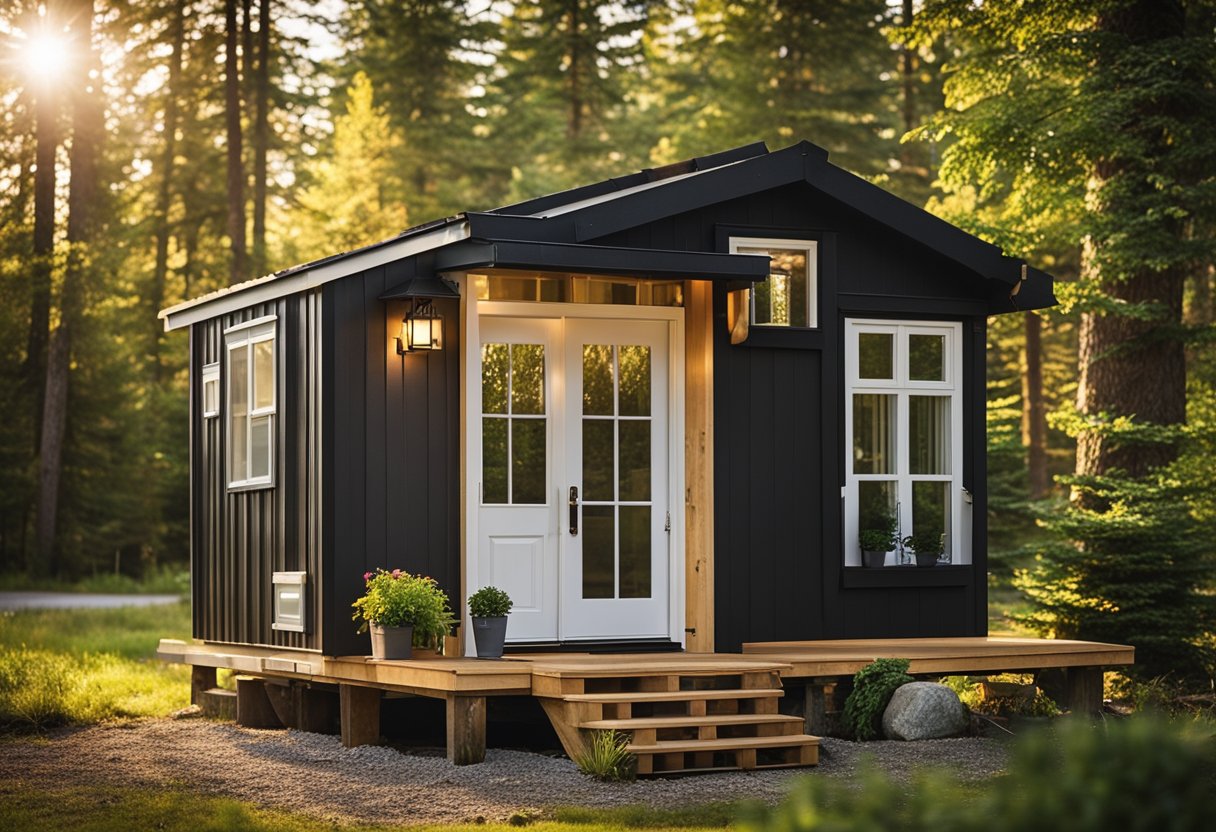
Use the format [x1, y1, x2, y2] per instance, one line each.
[575, 729, 635, 781]
[843, 658, 913, 741]
[351, 569, 455, 650]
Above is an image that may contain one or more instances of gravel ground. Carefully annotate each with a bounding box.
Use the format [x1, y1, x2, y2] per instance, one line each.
[0, 718, 1010, 825]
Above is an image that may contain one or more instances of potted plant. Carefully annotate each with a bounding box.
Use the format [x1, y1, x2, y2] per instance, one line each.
[468, 586, 512, 658]
[859, 512, 898, 568]
[902, 529, 944, 568]
[351, 569, 455, 660]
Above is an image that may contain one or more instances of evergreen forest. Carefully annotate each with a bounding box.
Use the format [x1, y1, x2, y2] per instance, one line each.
[1, 0, 1214, 692]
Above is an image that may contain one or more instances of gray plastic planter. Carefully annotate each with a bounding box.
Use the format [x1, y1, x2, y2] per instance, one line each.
[472, 616, 508, 658]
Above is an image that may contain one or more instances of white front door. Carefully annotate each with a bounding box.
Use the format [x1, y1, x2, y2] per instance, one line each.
[474, 309, 675, 643]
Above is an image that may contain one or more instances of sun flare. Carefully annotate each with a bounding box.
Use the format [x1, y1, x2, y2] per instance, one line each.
[19, 31, 72, 83]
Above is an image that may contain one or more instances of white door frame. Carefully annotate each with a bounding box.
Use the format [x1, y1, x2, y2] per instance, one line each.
[463, 299, 686, 652]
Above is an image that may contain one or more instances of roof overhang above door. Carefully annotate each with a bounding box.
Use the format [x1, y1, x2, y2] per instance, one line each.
[433, 239, 772, 286]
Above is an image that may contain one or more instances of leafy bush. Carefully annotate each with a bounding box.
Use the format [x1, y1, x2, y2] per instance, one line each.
[351, 569, 455, 650]
[741, 717, 1216, 832]
[902, 529, 943, 556]
[575, 729, 635, 781]
[468, 585, 512, 618]
[842, 658, 913, 740]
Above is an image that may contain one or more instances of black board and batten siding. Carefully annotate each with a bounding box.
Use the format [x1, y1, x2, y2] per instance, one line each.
[593, 182, 989, 651]
[191, 291, 324, 650]
[321, 257, 460, 658]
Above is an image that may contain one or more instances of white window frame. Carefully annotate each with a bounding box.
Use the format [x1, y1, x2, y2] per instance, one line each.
[843, 319, 966, 567]
[201, 362, 220, 419]
[728, 237, 818, 329]
[225, 316, 277, 490]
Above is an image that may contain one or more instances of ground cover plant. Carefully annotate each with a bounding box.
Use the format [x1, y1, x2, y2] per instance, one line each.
[743, 717, 1216, 832]
[0, 602, 191, 732]
[842, 658, 913, 740]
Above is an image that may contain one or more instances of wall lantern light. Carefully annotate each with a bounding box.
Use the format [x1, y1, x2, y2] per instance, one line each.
[399, 298, 443, 353]
[379, 275, 459, 356]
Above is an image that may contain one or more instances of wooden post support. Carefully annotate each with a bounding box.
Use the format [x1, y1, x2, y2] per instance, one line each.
[804, 683, 829, 737]
[235, 676, 283, 728]
[446, 694, 487, 766]
[1064, 666, 1104, 717]
[340, 684, 381, 748]
[190, 665, 217, 706]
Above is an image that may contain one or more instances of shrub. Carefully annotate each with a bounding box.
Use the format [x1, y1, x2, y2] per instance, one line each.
[575, 730, 635, 781]
[468, 586, 512, 618]
[351, 569, 455, 650]
[859, 512, 898, 552]
[842, 658, 913, 741]
[741, 717, 1216, 832]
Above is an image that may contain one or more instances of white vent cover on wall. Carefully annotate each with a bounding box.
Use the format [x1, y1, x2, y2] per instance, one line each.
[272, 571, 307, 632]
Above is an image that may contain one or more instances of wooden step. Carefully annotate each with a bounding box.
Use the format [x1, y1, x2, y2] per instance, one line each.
[562, 688, 782, 704]
[580, 713, 803, 731]
[627, 734, 817, 755]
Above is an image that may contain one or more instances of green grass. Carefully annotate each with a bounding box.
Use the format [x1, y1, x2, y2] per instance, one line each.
[0, 783, 734, 832]
[0, 602, 192, 731]
[0, 565, 189, 595]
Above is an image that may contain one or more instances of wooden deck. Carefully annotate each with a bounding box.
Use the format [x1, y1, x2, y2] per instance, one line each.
[159, 636, 1133, 774]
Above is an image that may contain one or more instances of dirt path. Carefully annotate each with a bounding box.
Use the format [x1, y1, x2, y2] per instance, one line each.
[0, 718, 1010, 825]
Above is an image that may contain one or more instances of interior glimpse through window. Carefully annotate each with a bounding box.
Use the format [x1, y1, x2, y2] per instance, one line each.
[728, 238, 818, 328]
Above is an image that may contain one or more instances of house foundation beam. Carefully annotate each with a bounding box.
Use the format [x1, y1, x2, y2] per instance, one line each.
[446, 694, 487, 765]
[190, 665, 217, 706]
[340, 683, 381, 748]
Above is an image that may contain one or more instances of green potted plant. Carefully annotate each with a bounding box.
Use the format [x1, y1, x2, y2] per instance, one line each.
[859, 511, 898, 568]
[351, 569, 455, 660]
[468, 586, 512, 658]
[902, 529, 944, 568]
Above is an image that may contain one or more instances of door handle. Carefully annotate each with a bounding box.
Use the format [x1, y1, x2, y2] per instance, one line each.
[568, 486, 579, 536]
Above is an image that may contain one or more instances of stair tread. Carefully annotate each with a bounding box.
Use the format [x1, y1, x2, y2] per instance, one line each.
[629, 734, 819, 754]
[202, 687, 236, 697]
[639, 761, 812, 776]
[581, 713, 803, 730]
[562, 688, 782, 703]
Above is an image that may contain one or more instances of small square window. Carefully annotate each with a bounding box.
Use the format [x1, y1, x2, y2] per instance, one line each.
[202, 363, 220, 418]
[729, 238, 818, 329]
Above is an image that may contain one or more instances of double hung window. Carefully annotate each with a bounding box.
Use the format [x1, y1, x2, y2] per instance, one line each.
[226, 318, 276, 489]
[844, 319, 965, 566]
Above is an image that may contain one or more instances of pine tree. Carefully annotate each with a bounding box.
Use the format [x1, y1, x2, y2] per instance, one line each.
[288, 72, 407, 263]
[915, 0, 1216, 682]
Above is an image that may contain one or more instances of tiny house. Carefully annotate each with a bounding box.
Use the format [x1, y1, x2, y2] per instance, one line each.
[160, 140, 1055, 659]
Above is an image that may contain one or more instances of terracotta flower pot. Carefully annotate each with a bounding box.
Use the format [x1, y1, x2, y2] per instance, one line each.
[369, 623, 413, 660]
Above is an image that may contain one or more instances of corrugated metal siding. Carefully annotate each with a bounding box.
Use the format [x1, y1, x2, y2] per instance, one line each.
[192, 290, 323, 650]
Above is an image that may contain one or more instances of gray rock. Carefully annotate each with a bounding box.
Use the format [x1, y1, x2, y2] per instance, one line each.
[882, 682, 970, 741]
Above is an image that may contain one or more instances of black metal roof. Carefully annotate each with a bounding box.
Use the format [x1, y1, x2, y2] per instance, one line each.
[165, 139, 1056, 321]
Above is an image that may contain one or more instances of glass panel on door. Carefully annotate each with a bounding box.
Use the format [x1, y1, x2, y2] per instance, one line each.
[581, 343, 653, 600]
[481, 342, 547, 505]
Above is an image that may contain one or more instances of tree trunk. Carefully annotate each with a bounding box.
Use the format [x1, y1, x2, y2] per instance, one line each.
[151, 0, 186, 383]
[28, 57, 59, 446]
[1021, 312, 1048, 499]
[36, 0, 102, 575]
[566, 0, 582, 141]
[252, 0, 271, 277]
[225, 0, 248, 285]
[900, 0, 916, 138]
[1074, 2, 1189, 491]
